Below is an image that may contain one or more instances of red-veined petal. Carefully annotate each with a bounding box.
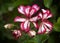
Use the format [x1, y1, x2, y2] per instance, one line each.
[38, 12, 42, 19]
[29, 4, 40, 17]
[32, 22, 39, 29]
[43, 20, 53, 30]
[47, 13, 52, 19]
[30, 16, 38, 22]
[24, 6, 31, 17]
[18, 5, 25, 15]
[32, 4, 40, 11]
[14, 16, 26, 22]
[38, 23, 46, 34]
[20, 20, 30, 32]
[43, 13, 52, 19]
[30, 8, 36, 17]
[42, 9, 52, 19]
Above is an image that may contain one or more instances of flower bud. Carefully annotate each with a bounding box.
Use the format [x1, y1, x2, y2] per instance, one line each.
[4, 24, 14, 29]
[28, 30, 36, 37]
[12, 30, 21, 39]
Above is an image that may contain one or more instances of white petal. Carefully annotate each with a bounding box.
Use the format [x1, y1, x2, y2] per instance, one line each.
[47, 14, 52, 19]
[44, 22, 52, 28]
[24, 20, 29, 29]
[23, 20, 30, 32]
[25, 6, 31, 16]
[43, 13, 47, 19]
[32, 4, 40, 11]
[18, 6, 25, 14]
[38, 24, 46, 34]
[32, 22, 39, 29]
[30, 8, 35, 17]
[44, 25, 50, 32]
[30, 16, 38, 22]
[42, 9, 46, 13]
[38, 13, 42, 19]
[43, 21, 53, 30]
[14, 16, 26, 22]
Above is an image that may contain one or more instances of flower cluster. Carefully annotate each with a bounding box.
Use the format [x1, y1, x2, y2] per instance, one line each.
[13, 4, 53, 39]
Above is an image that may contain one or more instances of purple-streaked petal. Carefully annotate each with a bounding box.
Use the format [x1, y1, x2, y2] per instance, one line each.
[44, 25, 51, 32]
[20, 22, 24, 31]
[30, 16, 38, 22]
[14, 16, 26, 22]
[18, 5, 25, 14]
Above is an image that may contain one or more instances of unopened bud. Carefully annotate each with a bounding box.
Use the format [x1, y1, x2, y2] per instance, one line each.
[28, 30, 36, 37]
[4, 24, 14, 29]
[12, 30, 21, 39]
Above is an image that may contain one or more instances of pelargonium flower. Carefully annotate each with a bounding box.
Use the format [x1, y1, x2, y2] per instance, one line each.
[38, 9, 53, 34]
[14, 4, 40, 32]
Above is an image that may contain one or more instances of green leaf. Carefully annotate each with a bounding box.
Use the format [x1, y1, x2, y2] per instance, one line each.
[57, 17, 60, 23]
[39, 34, 49, 43]
[54, 17, 60, 32]
[48, 36, 55, 43]
[44, 0, 53, 8]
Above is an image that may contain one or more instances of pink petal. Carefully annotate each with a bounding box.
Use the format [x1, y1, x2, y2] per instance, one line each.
[30, 16, 38, 22]
[38, 23, 46, 34]
[20, 20, 30, 32]
[18, 5, 25, 15]
[14, 16, 26, 22]
[32, 22, 39, 29]
[24, 6, 31, 17]
[32, 4, 40, 11]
